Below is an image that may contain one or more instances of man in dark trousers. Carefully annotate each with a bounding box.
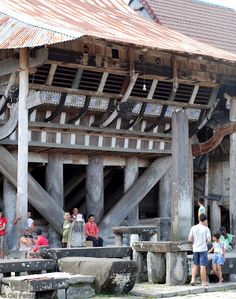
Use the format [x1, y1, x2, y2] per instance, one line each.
[85, 214, 103, 247]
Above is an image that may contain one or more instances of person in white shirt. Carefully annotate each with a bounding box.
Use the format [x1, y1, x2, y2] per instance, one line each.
[188, 214, 211, 286]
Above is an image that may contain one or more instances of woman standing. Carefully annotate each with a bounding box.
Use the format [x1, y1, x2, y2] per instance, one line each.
[62, 212, 71, 248]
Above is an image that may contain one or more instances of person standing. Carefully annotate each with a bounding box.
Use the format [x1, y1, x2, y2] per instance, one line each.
[198, 197, 206, 219]
[188, 214, 211, 286]
[85, 214, 103, 247]
[62, 212, 71, 248]
[208, 231, 226, 284]
[0, 209, 7, 259]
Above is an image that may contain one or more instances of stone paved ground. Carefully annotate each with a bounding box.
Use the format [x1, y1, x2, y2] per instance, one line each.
[93, 290, 236, 298]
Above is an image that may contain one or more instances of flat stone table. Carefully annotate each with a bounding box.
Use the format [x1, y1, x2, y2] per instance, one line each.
[132, 241, 192, 285]
[0, 258, 56, 277]
[112, 226, 158, 246]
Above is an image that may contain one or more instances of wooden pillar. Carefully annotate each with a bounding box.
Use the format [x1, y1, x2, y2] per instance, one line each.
[158, 170, 171, 218]
[46, 153, 64, 247]
[230, 96, 236, 234]
[3, 179, 17, 251]
[125, 157, 139, 226]
[171, 111, 193, 240]
[16, 48, 29, 242]
[86, 156, 104, 223]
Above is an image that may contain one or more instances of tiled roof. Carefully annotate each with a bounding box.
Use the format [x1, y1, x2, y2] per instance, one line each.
[1, 0, 236, 63]
[140, 0, 236, 54]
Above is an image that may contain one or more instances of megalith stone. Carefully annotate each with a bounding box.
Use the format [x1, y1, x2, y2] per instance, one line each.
[58, 257, 138, 294]
[67, 220, 86, 248]
[147, 252, 166, 283]
[166, 252, 187, 285]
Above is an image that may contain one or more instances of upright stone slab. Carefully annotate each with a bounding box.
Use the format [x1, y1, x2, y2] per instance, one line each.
[67, 220, 86, 247]
[86, 156, 104, 222]
[125, 157, 139, 226]
[166, 252, 187, 285]
[210, 201, 221, 233]
[171, 111, 193, 240]
[3, 179, 17, 251]
[46, 153, 64, 247]
[230, 96, 236, 234]
[147, 252, 165, 283]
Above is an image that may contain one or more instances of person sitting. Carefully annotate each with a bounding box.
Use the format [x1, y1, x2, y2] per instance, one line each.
[85, 214, 103, 247]
[62, 212, 71, 248]
[14, 211, 35, 234]
[19, 228, 33, 254]
[28, 228, 49, 258]
[220, 226, 236, 252]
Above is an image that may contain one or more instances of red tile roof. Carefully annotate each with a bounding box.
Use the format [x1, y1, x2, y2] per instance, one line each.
[1, 0, 236, 63]
[140, 0, 236, 54]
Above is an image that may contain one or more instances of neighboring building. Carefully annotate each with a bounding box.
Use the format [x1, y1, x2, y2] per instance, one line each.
[129, 0, 236, 53]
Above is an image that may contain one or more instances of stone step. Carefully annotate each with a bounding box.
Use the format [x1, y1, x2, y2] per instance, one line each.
[41, 246, 132, 260]
[1, 272, 95, 298]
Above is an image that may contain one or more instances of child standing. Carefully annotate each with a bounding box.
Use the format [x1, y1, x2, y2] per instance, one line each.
[208, 231, 226, 283]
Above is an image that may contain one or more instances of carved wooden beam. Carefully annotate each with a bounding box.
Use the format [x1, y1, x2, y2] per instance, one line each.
[192, 121, 236, 156]
[0, 48, 48, 76]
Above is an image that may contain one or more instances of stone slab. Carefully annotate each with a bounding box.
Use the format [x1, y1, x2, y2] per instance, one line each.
[58, 257, 138, 294]
[41, 246, 131, 260]
[112, 226, 158, 235]
[67, 285, 95, 298]
[2, 272, 95, 292]
[131, 282, 236, 298]
[132, 241, 192, 253]
[2, 273, 70, 292]
[0, 258, 56, 274]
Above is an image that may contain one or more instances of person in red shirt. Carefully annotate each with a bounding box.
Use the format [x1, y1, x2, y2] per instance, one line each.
[0, 209, 7, 259]
[31, 228, 49, 253]
[85, 214, 103, 247]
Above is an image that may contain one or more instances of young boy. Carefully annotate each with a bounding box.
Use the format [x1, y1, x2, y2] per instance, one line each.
[208, 231, 226, 283]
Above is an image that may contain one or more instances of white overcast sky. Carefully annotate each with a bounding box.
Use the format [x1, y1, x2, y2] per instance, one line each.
[200, 0, 236, 9]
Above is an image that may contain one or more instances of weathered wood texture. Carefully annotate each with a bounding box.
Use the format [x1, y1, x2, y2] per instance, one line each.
[192, 121, 236, 156]
[16, 48, 28, 240]
[46, 153, 64, 247]
[3, 179, 17, 251]
[230, 96, 236, 234]
[99, 156, 172, 238]
[172, 111, 193, 240]
[158, 170, 171, 218]
[125, 157, 139, 226]
[0, 146, 63, 234]
[86, 156, 104, 223]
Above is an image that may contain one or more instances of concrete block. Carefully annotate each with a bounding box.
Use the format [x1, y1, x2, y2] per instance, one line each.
[133, 251, 147, 283]
[166, 252, 187, 285]
[147, 252, 165, 283]
[68, 274, 94, 285]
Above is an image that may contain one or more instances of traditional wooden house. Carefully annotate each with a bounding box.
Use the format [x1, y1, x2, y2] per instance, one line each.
[0, 0, 236, 249]
[129, 0, 236, 234]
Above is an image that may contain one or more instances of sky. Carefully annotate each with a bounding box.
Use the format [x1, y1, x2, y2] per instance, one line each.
[202, 0, 236, 9]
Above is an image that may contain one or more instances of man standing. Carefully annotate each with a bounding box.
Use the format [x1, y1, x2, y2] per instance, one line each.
[85, 214, 103, 247]
[188, 214, 211, 286]
[0, 209, 7, 259]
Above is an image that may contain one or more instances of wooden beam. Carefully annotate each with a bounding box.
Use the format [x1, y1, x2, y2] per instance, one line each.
[0, 145, 63, 234]
[99, 156, 172, 238]
[29, 84, 211, 109]
[0, 103, 18, 140]
[45, 64, 57, 86]
[0, 48, 48, 76]
[16, 48, 28, 242]
[101, 72, 139, 127]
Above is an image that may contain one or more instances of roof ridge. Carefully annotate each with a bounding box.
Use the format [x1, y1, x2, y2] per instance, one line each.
[139, 0, 160, 23]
